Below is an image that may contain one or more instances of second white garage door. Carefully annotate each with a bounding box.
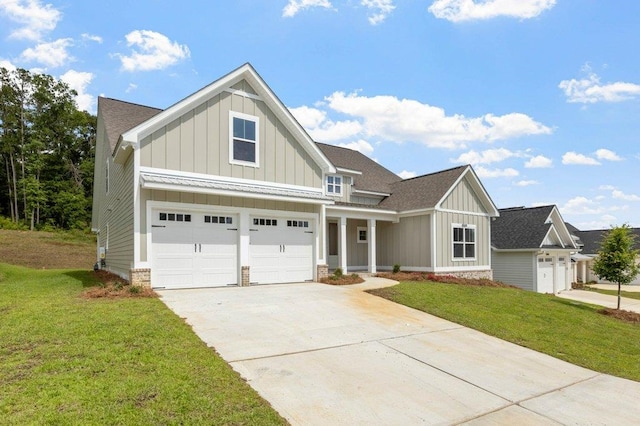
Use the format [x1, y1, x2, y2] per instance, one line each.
[250, 217, 314, 284]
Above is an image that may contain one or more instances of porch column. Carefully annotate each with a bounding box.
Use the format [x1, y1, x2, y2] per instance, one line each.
[581, 261, 587, 283]
[239, 211, 250, 286]
[368, 219, 376, 273]
[339, 216, 348, 274]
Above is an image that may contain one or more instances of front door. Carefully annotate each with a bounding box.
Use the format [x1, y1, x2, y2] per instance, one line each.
[328, 222, 339, 270]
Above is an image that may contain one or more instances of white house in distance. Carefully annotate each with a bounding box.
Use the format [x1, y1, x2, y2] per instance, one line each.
[91, 63, 500, 289]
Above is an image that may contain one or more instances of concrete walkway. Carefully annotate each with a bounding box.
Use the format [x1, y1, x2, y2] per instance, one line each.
[159, 279, 640, 425]
[588, 283, 640, 292]
[558, 289, 640, 313]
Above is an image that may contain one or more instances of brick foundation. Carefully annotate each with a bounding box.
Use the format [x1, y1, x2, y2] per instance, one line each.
[317, 264, 329, 281]
[130, 268, 151, 288]
[241, 266, 250, 286]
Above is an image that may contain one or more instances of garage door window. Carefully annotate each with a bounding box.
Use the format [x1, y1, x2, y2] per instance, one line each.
[205, 215, 233, 224]
[287, 220, 309, 228]
[159, 212, 191, 222]
[254, 218, 278, 226]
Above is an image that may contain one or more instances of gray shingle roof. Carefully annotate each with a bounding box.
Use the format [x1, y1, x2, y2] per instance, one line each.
[492, 205, 557, 250]
[98, 97, 162, 153]
[316, 143, 401, 193]
[379, 166, 468, 211]
[572, 228, 640, 254]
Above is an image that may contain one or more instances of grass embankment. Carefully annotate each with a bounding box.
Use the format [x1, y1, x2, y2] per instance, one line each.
[0, 264, 285, 424]
[370, 281, 640, 382]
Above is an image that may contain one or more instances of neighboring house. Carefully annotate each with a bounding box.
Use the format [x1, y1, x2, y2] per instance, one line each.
[92, 63, 499, 289]
[491, 205, 577, 293]
[568, 225, 640, 285]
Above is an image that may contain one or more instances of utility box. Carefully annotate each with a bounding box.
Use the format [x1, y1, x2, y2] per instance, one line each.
[99, 247, 106, 259]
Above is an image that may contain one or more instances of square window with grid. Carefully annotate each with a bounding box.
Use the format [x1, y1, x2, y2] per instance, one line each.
[453, 225, 475, 259]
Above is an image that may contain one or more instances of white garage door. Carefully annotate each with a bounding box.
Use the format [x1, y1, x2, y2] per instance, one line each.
[151, 211, 238, 289]
[250, 217, 314, 284]
[556, 256, 567, 292]
[537, 256, 554, 293]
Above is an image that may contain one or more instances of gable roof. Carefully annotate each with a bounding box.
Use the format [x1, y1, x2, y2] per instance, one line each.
[492, 205, 575, 250]
[316, 143, 401, 193]
[98, 97, 162, 153]
[572, 227, 640, 254]
[117, 63, 334, 173]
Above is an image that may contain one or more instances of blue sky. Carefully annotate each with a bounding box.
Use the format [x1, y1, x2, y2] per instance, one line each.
[1, 0, 639, 230]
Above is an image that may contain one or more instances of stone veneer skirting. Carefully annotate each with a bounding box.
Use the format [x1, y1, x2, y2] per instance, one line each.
[434, 270, 493, 280]
[130, 268, 151, 288]
[241, 266, 250, 286]
[317, 264, 329, 281]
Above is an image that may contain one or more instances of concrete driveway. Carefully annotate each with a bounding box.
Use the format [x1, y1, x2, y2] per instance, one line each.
[159, 281, 640, 425]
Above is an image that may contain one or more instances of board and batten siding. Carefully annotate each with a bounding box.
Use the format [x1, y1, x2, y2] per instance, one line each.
[435, 211, 490, 268]
[346, 219, 368, 268]
[440, 176, 488, 214]
[492, 251, 536, 291]
[377, 215, 431, 268]
[139, 80, 322, 189]
[139, 188, 319, 262]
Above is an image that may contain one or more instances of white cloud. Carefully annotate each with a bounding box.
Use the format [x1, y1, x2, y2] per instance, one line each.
[20, 38, 73, 68]
[0, 0, 61, 40]
[125, 83, 138, 93]
[451, 148, 516, 165]
[337, 139, 374, 156]
[118, 30, 190, 72]
[81, 33, 103, 43]
[559, 66, 640, 103]
[428, 0, 556, 22]
[561, 196, 604, 215]
[612, 190, 640, 202]
[290, 105, 327, 129]
[575, 215, 617, 230]
[324, 91, 551, 149]
[362, 0, 395, 25]
[60, 69, 95, 112]
[599, 185, 615, 191]
[562, 151, 600, 166]
[474, 166, 518, 178]
[514, 180, 538, 187]
[282, 0, 332, 17]
[525, 154, 552, 168]
[0, 59, 17, 71]
[595, 148, 623, 161]
[398, 170, 417, 179]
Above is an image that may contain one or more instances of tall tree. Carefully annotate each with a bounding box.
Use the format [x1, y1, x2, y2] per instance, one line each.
[591, 225, 640, 309]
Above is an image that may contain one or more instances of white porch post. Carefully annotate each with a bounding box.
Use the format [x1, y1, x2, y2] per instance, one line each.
[239, 211, 250, 285]
[339, 216, 348, 274]
[368, 219, 376, 273]
[581, 261, 587, 283]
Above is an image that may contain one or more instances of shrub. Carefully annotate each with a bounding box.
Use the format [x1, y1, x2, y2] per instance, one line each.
[334, 267, 343, 278]
[0, 216, 28, 230]
[393, 264, 401, 273]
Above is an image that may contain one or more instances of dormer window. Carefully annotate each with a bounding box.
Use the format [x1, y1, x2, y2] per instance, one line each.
[229, 111, 259, 167]
[326, 175, 342, 195]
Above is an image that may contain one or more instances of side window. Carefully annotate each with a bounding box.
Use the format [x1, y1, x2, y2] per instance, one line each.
[229, 112, 259, 166]
[452, 224, 476, 260]
[326, 175, 342, 195]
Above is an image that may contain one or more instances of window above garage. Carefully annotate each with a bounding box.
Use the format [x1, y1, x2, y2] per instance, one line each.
[229, 111, 259, 167]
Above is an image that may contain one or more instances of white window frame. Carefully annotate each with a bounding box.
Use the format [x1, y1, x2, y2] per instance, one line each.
[452, 223, 476, 261]
[357, 226, 368, 243]
[229, 111, 259, 167]
[326, 175, 343, 195]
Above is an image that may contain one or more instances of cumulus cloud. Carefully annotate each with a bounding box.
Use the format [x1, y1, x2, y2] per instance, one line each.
[60, 69, 95, 113]
[514, 180, 538, 187]
[125, 83, 138, 93]
[117, 30, 190, 72]
[562, 151, 600, 166]
[451, 148, 517, 165]
[428, 0, 556, 22]
[525, 154, 552, 168]
[559, 66, 640, 103]
[323, 91, 550, 149]
[474, 166, 518, 178]
[598, 184, 615, 191]
[362, 0, 395, 24]
[0, 59, 17, 71]
[81, 33, 103, 43]
[612, 190, 640, 202]
[0, 0, 61, 40]
[20, 38, 73, 68]
[282, 0, 332, 17]
[595, 148, 623, 161]
[337, 139, 374, 156]
[561, 196, 604, 215]
[398, 170, 417, 179]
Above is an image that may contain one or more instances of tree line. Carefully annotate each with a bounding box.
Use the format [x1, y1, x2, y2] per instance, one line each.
[0, 67, 96, 230]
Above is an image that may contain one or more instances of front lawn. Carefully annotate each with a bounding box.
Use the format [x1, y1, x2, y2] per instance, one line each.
[370, 281, 640, 382]
[0, 263, 285, 425]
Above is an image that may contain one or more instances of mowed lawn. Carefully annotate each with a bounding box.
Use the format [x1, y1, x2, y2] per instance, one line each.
[0, 263, 285, 425]
[370, 281, 640, 382]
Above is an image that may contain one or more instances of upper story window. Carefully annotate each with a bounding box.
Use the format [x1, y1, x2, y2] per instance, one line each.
[229, 112, 259, 167]
[452, 224, 476, 260]
[326, 175, 342, 195]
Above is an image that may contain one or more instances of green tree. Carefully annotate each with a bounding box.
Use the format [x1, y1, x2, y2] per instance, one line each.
[591, 224, 640, 309]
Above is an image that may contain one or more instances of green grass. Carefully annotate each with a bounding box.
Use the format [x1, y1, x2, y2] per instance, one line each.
[370, 281, 640, 382]
[587, 287, 640, 301]
[0, 263, 286, 425]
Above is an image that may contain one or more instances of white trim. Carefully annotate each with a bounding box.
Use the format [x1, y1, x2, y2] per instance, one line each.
[357, 226, 368, 243]
[431, 212, 437, 269]
[542, 225, 565, 248]
[326, 175, 343, 196]
[452, 223, 477, 262]
[326, 205, 398, 221]
[336, 167, 362, 175]
[433, 265, 491, 272]
[229, 111, 260, 168]
[437, 207, 491, 217]
[398, 208, 435, 217]
[133, 146, 141, 268]
[352, 189, 390, 197]
[223, 87, 262, 101]
[139, 166, 324, 195]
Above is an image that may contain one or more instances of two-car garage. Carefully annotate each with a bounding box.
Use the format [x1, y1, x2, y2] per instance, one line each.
[150, 209, 315, 289]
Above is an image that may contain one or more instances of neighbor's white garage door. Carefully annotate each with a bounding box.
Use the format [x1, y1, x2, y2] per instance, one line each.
[249, 216, 314, 284]
[537, 256, 554, 293]
[556, 256, 567, 292]
[151, 211, 238, 289]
